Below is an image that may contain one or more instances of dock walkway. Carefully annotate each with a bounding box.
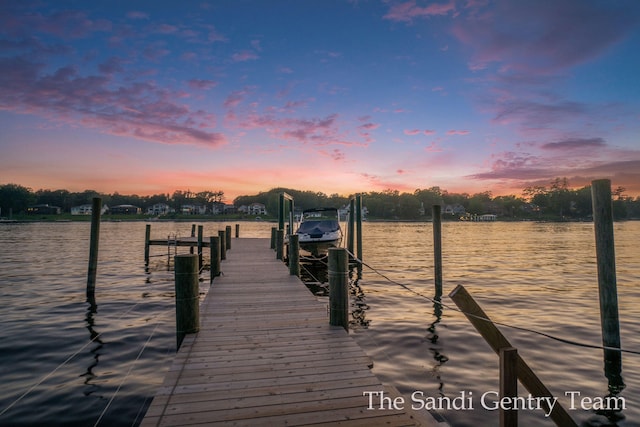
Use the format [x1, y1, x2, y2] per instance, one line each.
[141, 238, 439, 426]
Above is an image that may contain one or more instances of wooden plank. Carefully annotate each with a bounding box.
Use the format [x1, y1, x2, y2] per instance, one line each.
[141, 238, 439, 427]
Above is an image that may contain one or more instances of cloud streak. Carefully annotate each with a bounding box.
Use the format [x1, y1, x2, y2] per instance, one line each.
[0, 57, 226, 147]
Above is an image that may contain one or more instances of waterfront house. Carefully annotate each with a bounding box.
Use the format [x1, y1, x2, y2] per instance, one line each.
[110, 204, 141, 215]
[181, 204, 206, 215]
[71, 204, 109, 215]
[27, 204, 61, 215]
[248, 202, 267, 215]
[146, 203, 172, 216]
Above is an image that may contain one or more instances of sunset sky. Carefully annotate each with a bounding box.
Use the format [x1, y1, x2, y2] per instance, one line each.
[1, 0, 639, 202]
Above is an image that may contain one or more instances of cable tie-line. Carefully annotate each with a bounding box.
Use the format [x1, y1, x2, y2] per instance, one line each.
[0, 306, 174, 417]
[343, 248, 640, 357]
[94, 310, 170, 426]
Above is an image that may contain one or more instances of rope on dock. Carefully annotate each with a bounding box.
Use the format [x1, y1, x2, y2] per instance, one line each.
[344, 249, 640, 357]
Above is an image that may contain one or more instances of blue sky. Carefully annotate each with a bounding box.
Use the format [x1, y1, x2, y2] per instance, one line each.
[1, 0, 639, 201]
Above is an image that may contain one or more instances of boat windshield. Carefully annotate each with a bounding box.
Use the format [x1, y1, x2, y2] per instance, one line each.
[297, 219, 339, 234]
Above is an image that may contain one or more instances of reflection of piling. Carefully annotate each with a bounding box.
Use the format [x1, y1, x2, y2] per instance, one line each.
[329, 247, 349, 330]
[86, 197, 101, 296]
[210, 236, 220, 284]
[175, 254, 200, 350]
[591, 179, 625, 393]
[289, 234, 300, 276]
[432, 204, 443, 299]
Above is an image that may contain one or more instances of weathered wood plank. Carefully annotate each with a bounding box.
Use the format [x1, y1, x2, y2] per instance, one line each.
[141, 238, 438, 427]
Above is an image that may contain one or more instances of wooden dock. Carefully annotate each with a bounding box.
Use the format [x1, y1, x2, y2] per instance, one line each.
[141, 238, 441, 427]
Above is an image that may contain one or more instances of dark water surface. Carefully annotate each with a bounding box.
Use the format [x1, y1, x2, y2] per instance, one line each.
[0, 221, 638, 426]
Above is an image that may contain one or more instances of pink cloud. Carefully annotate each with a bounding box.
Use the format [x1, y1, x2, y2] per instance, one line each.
[223, 88, 252, 109]
[384, 1, 456, 23]
[188, 79, 218, 90]
[424, 129, 436, 135]
[0, 57, 226, 147]
[446, 130, 470, 135]
[404, 129, 421, 136]
[541, 137, 606, 151]
[231, 50, 259, 62]
[452, 1, 639, 74]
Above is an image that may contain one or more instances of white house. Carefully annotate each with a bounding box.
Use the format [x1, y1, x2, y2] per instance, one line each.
[248, 203, 267, 215]
[146, 203, 172, 216]
[181, 204, 207, 215]
[71, 204, 109, 215]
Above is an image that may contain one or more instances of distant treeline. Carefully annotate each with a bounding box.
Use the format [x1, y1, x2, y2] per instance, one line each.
[1, 178, 639, 220]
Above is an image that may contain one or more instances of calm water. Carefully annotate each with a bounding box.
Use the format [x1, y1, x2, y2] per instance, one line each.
[0, 221, 638, 426]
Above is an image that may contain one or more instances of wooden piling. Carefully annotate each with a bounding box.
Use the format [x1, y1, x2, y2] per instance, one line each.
[218, 230, 226, 260]
[190, 224, 196, 254]
[276, 229, 284, 260]
[209, 236, 220, 284]
[144, 224, 151, 265]
[174, 254, 200, 350]
[348, 198, 355, 254]
[433, 204, 443, 299]
[86, 197, 101, 296]
[225, 225, 232, 250]
[355, 194, 363, 274]
[270, 227, 276, 249]
[328, 247, 349, 330]
[197, 225, 203, 270]
[235, 223, 239, 238]
[500, 347, 518, 427]
[449, 285, 577, 427]
[591, 179, 624, 392]
[289, 234, 300, 276]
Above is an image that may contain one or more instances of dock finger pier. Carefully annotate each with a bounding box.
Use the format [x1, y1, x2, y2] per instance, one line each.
[140, 233, 439, 426]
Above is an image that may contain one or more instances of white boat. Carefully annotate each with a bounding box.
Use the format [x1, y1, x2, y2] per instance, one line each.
[296, 208, 342, 257]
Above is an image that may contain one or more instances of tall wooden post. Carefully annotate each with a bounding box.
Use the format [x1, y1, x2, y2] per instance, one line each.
[225, 225, 232, 250]
[355, 194, 363, 276]
[218, 230, 226, 260]
[86, 197, 102, 296]
[432, 204, 443, 299]
[210, 236, 220, 284]
[591, 179, 624, 393]
[174, 254, 200, 350]
[329, 247, 349, 330]
[348, 198, 355, 254]
[235, 223, 240, 238]
[500, 347, 518, 427]
[144, 224, 151, 265]
[276, 229, 284, 260]
[270, 227, 277, 250]
[190, 224, 196, 254]
[197, 225, 203, 270]
[289, 234, 300, 276]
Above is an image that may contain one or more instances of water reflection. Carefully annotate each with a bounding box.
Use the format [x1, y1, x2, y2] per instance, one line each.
[425, 295, 448, 396]
[82, 296, 104, 398]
